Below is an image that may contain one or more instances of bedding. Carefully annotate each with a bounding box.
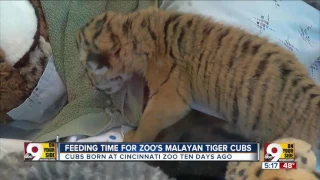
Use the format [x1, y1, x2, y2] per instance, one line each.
[2, 1, 319, 179]
[32, 0, 156, 142]
[66, 110, 246, 179]
[0, 139, 174, 180]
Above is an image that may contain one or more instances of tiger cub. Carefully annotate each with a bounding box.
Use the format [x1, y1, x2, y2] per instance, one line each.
[76, 8, 320, 150]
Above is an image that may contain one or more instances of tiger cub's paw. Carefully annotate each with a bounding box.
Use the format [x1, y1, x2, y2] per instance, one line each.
[123, 130, 136, 142]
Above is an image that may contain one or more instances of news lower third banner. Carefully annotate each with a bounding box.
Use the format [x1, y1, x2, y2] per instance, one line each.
[24, 142, 260, 161]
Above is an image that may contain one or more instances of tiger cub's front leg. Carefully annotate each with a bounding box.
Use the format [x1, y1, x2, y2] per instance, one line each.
[123, 75, 192, 142]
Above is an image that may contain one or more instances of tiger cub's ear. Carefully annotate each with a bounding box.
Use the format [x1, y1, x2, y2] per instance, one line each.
[86, 51, 110, 75]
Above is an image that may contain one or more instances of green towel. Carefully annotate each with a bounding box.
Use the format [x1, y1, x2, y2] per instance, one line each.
[33, 0, 157, 142]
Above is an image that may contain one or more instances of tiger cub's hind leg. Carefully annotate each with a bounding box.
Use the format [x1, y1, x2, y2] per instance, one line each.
[123, 77, 192, 142]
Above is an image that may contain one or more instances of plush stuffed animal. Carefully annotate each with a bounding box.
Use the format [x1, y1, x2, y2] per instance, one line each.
[0, 0, 52, 124]
[225, 138, 320, 180]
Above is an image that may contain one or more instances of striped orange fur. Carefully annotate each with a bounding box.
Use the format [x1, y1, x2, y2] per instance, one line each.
[76, 8, 320, 155]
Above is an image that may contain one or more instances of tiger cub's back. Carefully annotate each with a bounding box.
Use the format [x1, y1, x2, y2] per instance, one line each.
[155, 10, 320, 144]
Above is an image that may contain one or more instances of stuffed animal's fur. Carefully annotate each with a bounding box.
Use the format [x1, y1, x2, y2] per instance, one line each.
[0, 36, 52, 124]
[225, 138, 320, 180]
[0, 0, 52, 124]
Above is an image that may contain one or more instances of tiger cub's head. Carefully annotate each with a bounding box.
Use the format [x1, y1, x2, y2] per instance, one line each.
[86, 66, 132, 94]
[78, 48, 132, 94]
[76, 12, 133, 94]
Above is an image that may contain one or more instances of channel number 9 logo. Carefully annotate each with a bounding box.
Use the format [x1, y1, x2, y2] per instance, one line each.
[25, 143, 43, 160]
[265, 143, 283, 161]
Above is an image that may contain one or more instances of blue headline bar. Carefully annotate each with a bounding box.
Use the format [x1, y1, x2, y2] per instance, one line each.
[59, 143, 259, 153]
